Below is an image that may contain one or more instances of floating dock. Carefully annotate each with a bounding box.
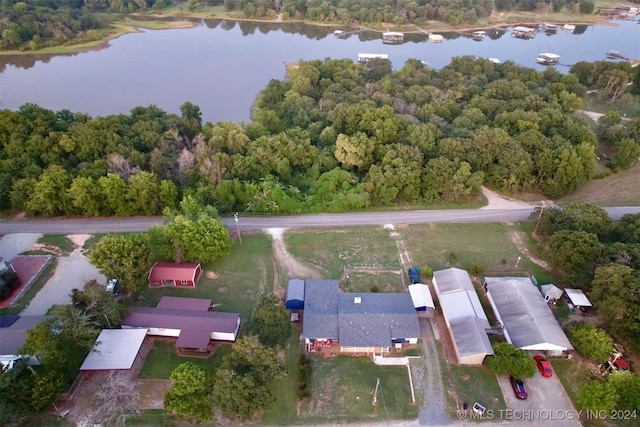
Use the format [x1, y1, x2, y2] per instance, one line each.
[357, 53, 389, 63]
[382, 31, 404, 44]
[536, 53, 561, 65]
[512, 26, 536, 39]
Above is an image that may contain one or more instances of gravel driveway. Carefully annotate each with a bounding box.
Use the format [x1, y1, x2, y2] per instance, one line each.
[0, 233, 42, 261]
[20, 245, 106, 315]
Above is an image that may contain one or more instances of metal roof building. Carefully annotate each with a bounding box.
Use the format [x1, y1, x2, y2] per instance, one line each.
[541, 284, 564, 302]
[484, 276, 573, 355]
[432, 268, 493, 365]
[285, 279, 305, 310]
[408, 284, 435, 316]
[80, 329, 147, 372]
[564, 288, 592, 308]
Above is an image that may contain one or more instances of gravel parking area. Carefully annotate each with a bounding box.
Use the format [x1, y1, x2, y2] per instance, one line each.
[0, 233, 42, 260]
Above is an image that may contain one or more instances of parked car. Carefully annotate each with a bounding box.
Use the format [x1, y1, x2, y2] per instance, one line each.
[509, 376, 528, 399]
[534, 355, 553, 377]
[106, 279, 119, 296]
[408, 267, 420, 284]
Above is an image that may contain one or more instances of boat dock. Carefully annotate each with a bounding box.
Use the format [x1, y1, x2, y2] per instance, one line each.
[382, 31, 404, 44]
[606, 50, 631, 61]
[536, 53, 561, 66]
[357, 53, 389, 63]
[334, 28, 364, 38]
[512, 26, 536, 39]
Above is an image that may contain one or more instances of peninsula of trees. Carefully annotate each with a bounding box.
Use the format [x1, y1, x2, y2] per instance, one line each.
[1, 56, 639, 217]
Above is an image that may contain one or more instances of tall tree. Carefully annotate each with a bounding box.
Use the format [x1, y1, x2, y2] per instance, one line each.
[71, 280, 127, 328]
[486, 342, 536, 379]
[250, 293, 292, 348]
[88, 233, 152, 295]
[165, 363, 212, 420]
[567, 323, 613, 362]
[590, 263, 640, 337]
[548, 230, 603, 288]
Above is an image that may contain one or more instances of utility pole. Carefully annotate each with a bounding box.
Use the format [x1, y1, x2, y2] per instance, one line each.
[533, 201, 545, 235]
[233, 212, 242, 245]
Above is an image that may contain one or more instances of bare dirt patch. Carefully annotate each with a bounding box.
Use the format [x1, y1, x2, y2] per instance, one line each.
[66, 234, 91, 249]
[138, 379, 172, 410]
[480, 186, 537, 210]
[206, 270, 218, 279]
[508, 230, 549, 269]
[217, 286, 229, 294]
[265, 228, 325, 280]
[26, 243, 63, 256]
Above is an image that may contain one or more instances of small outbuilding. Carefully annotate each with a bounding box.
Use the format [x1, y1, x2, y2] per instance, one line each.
[285, 279, 305, 310]
[408, 284, 435, 317]
[80, 329, 148, 374]
[541, 284, 563, 303]
[148, 262, 202, 287]
[564, 288, 592, 313]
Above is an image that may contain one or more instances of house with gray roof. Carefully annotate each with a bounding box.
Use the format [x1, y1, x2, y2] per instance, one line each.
[484, 276, 573, 356]
[300, 279, 420, 355]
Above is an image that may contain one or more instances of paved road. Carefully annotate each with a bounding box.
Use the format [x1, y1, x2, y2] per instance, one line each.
[2, 207, 639, 234]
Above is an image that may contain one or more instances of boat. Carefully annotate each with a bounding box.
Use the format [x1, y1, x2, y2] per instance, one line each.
[428, 34, 443, 43]
[512, 26, 536, 39]
[563, 24, 576, 33]
[357, 53, 389, 63]
[536, 53, 560, 65]
[333, 30, 344, 36]
[382, 31, 404, 44]
[544, 24, 557, 34]
[472, 31, 486, 40]
[606, 50, 631, 61]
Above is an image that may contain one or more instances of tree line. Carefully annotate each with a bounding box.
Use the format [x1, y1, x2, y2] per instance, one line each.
[2, 58, 640, 217]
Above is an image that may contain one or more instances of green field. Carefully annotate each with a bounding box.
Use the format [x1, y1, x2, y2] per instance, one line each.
[287, 227, 403, 278]
[135, 232, 273, 321]
[558, 162, 640, 207]
[297, 356, 418, 423]
[449, 365, 506, 416]
[341, 271, 405, 293]
[138, 339, 231, 379]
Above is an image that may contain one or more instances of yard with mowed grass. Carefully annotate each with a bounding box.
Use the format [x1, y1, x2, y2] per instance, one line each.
[449, 365, 506, 416]
[297, 356, 418, 423]
[287, 227, 401, 278]
[397, 223, 542, 274]
[133, 233, 273, 321]
[340, 271, 404, 293]
[138, 339, 232, 379]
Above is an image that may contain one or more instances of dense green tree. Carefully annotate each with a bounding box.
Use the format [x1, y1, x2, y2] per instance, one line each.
[617, 213, 640, 244]
[590, 264, 640, 337]
[68, 176, 104, 216]
[548, 230, 603, 287]
[567, 323, 614, 362]
[127, 171, 161, 215]
[211, 336, 286, 420]
[30, 371, 65, 413]
[486, 342, 536, 379]
[88, 233, 152, 294]
[71, 281, 127, 328]
[250, 293, 292, 348]
[26, 165, 72, 216]
[156, 196, 231, 263]
[607, 371, 640, 410]
[164, 363, 212, 420]
[577, 381, 618, 412]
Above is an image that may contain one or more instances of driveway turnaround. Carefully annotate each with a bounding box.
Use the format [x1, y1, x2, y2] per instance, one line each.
[0, 233, 42, 261]
[497, 369, 581, 427]
[20, 248, 106, 315]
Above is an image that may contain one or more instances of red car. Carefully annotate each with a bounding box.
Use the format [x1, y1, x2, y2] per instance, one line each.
[509, 376, 528, 400]
[534, 355, 553, 377]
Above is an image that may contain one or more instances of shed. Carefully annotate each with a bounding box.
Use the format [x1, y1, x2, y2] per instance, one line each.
[541, 284, 563, 302]
[148, 262, 202, 287]
[285, 279, 305, 310]
[484, 276, 573, 355]
[564, 288, 592, 308]
[80, 329, 147, 372]
[408, 284, 435, 317]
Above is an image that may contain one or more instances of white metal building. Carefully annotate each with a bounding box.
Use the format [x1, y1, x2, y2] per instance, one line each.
[432, 268, 493, 365]
[484, 276, 573, 356]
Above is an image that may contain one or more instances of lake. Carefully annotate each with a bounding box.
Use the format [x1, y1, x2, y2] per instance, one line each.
[0, 18, 638, 123]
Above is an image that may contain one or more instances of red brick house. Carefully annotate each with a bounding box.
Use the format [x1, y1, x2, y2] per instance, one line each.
[148, 262, 202, 287]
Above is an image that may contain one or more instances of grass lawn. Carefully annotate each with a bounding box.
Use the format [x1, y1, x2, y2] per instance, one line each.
[134, 232, 273, 322]
[138, 339, 232, 379]
[297, 355, 418, 423]
[398, 223, 540, 275]
[0, 258, 57, 315]
[558, 162, 640, 207]
[449, 365, 506, 416]
[263, 328, 303, 425]
[341, 271, 404, 293]
[287, 227, 401, 278]
[33, 235, 75, 256]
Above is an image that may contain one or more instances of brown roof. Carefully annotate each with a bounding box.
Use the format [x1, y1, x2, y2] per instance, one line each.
[157, 296, 211, 311]
[176, 329, 212, 350]
[123, 307, 239, 334]
[148, 262, 201, 283]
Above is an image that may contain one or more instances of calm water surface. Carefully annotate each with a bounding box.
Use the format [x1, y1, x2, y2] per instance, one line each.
[0, 19, 639, 122]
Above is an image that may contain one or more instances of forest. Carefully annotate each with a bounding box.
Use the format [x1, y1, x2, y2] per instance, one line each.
[1, 56, 639, 217]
